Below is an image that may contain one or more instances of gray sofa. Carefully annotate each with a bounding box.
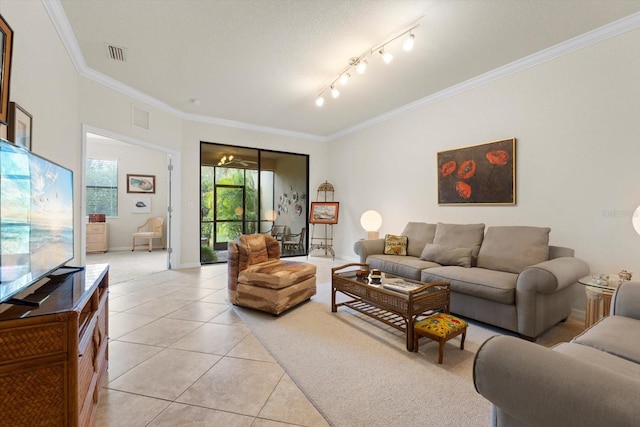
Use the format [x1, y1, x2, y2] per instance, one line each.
[473, 281, 640, 426]
[353, 222, 589, 339]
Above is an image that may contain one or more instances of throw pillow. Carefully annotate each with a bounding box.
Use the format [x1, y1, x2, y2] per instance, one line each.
[420, 243, 473, 268]
[477, 226, 550, 274]
[384, 234, 408, 256]
[433, 223, 485, 264]
[401, 222, 437, 257]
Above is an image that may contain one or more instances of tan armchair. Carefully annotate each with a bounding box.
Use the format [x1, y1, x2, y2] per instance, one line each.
[132, 217, 166, 252]
[228, 234, 316, 315]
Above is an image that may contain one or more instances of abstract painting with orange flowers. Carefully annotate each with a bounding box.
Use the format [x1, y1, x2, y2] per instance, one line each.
[437, 138, 516, 205]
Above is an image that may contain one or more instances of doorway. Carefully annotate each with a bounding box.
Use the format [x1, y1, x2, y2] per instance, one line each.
[200, 142, 309, 263]
[82, 126, 181, 276]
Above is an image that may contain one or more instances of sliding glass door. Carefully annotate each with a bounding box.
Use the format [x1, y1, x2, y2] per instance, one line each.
[200, 143, 309, 263]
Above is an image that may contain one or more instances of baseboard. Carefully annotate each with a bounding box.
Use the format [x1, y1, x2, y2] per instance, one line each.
[571, 308, 586, 321]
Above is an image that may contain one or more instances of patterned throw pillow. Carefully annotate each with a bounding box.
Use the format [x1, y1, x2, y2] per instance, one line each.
[384, 234, 408, 256]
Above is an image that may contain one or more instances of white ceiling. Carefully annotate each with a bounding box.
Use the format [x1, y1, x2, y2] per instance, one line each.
[57, 0, 640, 139]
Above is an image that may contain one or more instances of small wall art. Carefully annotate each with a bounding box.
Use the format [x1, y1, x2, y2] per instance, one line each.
[310, 202, 339, 224]
[437, 138, 516, 205]
[8, 102, 32, 150]
[131, 196, 151, 213]
[127, 174, 155, 193]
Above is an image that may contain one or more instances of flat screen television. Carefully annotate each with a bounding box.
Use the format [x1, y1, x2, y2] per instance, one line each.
[0, 139, 74, 304]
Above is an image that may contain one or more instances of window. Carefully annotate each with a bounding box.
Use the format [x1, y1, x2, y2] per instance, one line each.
[86, 158, 118, 217]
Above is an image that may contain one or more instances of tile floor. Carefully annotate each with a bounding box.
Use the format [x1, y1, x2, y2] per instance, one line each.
[88, 250, 332, 427]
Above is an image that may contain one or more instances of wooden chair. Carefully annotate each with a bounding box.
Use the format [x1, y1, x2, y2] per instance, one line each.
[132, 217, 166, 252]
[282, 227, 305, 254]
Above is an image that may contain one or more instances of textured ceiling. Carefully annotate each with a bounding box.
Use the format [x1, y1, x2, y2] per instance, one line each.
[59, 0, 640, 138]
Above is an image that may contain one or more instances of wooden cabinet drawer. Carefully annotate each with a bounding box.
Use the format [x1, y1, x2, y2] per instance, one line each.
[86, 223, 105, 234]
[0, 322, 67, 363]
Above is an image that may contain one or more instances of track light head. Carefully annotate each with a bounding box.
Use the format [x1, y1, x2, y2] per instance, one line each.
[403, 33, 415, 51]
[330, 85, 340, 98]
[379, 48, 393, 64]
[356, 59, 368, 74]
[315, 95, 325, 107]
[339, 73, 350, 85]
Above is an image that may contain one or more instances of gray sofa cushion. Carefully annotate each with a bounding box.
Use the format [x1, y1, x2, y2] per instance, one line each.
[420, 243, 472, 267]
[433, 223, 485, 264]
[401, 222, 437, 257]
[477, 226, 550, 274]
[367, 254, 440, 281]
[553, 342, 640, 378]
[422, 266, 517, 304]
[572, 315, 640, 364]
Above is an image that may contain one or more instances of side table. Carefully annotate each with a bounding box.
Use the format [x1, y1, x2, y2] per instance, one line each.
[578, 276, 617, 329]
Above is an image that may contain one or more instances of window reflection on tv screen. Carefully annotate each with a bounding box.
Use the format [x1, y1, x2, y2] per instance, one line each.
[0, 140, 74, 303]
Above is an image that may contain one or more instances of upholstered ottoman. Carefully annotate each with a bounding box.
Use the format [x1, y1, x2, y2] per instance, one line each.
[228, 234, 316, 315]
[413, 313, 468, 363]
[237, 259, 316, 314]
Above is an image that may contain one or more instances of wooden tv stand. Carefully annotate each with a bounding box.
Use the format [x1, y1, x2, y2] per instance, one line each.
[0, 264, 109, 427]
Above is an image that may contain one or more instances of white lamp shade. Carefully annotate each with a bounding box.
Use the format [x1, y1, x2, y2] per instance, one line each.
[633, 205, 640, 235]
[360, 210, 382, 239]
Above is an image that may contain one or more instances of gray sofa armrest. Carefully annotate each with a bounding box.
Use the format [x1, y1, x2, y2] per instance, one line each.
[611, 281, 640, 320]
[353, 238, 385, 263]
[516, 257, 589, 293]
[474, 335, 640, 427]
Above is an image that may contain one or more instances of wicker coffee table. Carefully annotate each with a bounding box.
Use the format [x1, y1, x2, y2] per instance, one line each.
[331, 263, 450, 351]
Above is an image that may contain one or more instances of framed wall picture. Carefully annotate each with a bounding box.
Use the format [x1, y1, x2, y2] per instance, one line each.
[131, 196, 151, 213]
[127, 174, 155, 193]
[0, 14, 14, 125]
[437, 138, 516, 205]
[310, 201, 339, 224]
[8, 102, 32, 150]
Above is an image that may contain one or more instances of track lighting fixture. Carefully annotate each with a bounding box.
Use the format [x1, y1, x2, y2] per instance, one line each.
[314, 17, 422, 107]
[356, 59, 368, 74]
[379, 48, 393, 64]
[403, 32, 415, 51]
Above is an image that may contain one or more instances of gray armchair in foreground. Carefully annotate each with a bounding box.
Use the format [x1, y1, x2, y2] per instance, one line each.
[473, 280, 640, 427]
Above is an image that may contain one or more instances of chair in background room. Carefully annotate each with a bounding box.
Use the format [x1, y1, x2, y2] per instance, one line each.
[282, 227, 305, 255]
[270, 224, 287, 246]
[132, 217, 166, 252]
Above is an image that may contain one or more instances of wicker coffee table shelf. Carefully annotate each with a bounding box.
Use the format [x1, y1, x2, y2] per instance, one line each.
[331, 263, 450, 351]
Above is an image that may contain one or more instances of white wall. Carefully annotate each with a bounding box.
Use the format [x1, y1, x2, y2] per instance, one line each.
[1, 1, 81, 264]
[9, 1, 638, 313]
[86, 135, 168, 250]
[328, 27, 640, 311]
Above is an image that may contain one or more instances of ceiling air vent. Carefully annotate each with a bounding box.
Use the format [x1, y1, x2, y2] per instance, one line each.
[105, 43, 127, 62]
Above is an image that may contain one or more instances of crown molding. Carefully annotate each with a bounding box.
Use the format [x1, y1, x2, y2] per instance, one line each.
[43, 1, 640, 143]
[327, 11, 640, 141]
[42, 0, 327, 143]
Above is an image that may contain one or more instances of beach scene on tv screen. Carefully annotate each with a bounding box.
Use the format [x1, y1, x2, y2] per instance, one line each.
[0, 144, 73, 287]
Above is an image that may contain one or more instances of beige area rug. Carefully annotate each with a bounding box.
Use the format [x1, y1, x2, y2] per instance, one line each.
[236, 279, 584, 427]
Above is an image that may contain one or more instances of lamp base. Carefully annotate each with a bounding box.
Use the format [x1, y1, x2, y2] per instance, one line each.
[367, 231, 379, 240]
